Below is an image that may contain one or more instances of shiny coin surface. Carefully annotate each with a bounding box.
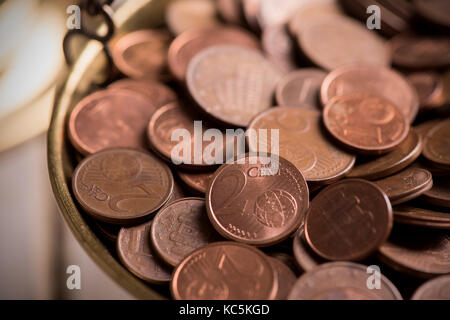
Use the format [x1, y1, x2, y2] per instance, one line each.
[248, 108, 355, 184]
[72, 148, 173, 224]
[292, 226, 323, 272]
[276, 69, 327, 109]
[68, 90, 158, 155]
[269, 257, 297, 300]
[422, 119, 450, 170]
[187, 45, 282, 127]
[421, 176, 450, 208]
[150, 197, 220, 266]
[323, 93, 410, 155]
[171, 242, 278, 300]
[411, 275, 450, 300]
[117, 221, 172, 284]
[287, 262, 402, 300]
[206, 154, 309, 246]
[261, 24, 298, 74]
[321, 64, 419, 123]
[394, 206, 450, 230]
[177, 170, 215, 195]
[305, 179, 393, 261]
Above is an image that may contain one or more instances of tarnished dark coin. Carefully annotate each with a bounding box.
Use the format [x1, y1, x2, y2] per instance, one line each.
[117, 221, 172, 284]
[177, 170, 215, 195]
[72, 148, 173, 224]
[269, 257, 297, 300]
[373, 167, 433, 205]
[394, 206, 450, 230]
[187, 45, 282, 127]
[110, 29, 172, 80]
[292, 226, 323, 272]
[150, 197, 221, 267]
[68, 90, 158, 155]
[305, 179, 393, 261]
[323, 93, 410, 155]
[421, 176, 450, 208]
[411, 275, 450, 300]
[413, 0, 450, 29]
[206, 154, 309, 246]
[261, 24, 298, 74]
[171, 242, 278, 300]
[248, 108, 355, 184]
[168, 26, 260, 81]
[379, 227, 450, 278]
[321, 64, 419, 123]
[275, 69, 327, 109]
[422, 119, 450, 170]
[287, 262, 402, 300]
[297, 15, 390, 70]
[347, 129, 422, 180]
[407, 72, 444, 110]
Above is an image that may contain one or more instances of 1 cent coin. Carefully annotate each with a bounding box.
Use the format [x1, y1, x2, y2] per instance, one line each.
[323, 92, 410, 155]
[411, 275, 450, 300]
[269, 257, 297, 300]
[305, 179, 393, 261]
[206, 154, 309, 246]
[292, 226, 323, 272]
[422, 119, 450, 170]
[72, 148, 173, 224]
[171, 242, 278, 300]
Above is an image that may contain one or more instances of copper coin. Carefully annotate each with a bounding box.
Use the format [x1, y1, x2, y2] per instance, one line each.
[407, 72, 444, 110]
[72, 148, 173, 224]
[166, 179, 185, 205]
[415, 119, 442, 140]
[168, 26, 260, 81]
[287, 262, 402, 300]
[297, 15, 390, 71]
[390, 33, 450, 70]
[92, 220, 121, 242]
[292, 226, 323, 272]
[217, 0, 245, 25]
[305, 179, 393, 261]
[117, 221, 172, 284]
[267, 252, 299, 275]
[373, 167, 433, 205]
[321, 64, 419, 123]
[394, 206, 450, 230]
[269, 257, 297, 300]
[248, 108, 355, 184]
[421, 176, 450, 208]
[165, 0, 219, 36]
[107, 79, 177, 108]
[257, 0, 306, 28]
[206, 154, 309, 246]
[347, 129, 422, 180]
[423, 119, 450, 170]
[411, 275, 450, 300]
[242, 0, 262, 31]
[378, 228, 450, 278]
[177, 170, 215, 195]
[147, 102, 227, 169]
[68, 90, 158, 155]
[110, 29, 171, 80]
[276, 69, 327, 109]
[171, 241, 278, 300]
[261, 24, 298, 74]
[187, 45, 282, 127]
[413, 0, 450, 29]
[150, 197, 221, 267]
[323, 93, 410, 155]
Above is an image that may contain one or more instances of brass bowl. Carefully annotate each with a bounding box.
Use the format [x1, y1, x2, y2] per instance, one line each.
[47, 0, 171, 299]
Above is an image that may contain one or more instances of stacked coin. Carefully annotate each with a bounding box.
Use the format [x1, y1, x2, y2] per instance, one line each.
[67, 0, 450, 300]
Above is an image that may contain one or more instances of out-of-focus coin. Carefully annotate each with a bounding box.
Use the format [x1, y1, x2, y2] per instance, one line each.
[287, 262, 402, 300]
[297, 15, 390, 71]
[320, 64, 419, 123]
[269, 257, 297, 300]
[217, 0, 245, 25]
[72, 148, 173, 224]
[323, 93, 410, 155]
[248, 108, 355, 184]
[422, 119, 450, 170]
[117, 221, 172, 284]
[257, 0, 306, 28]
[413, 0, 450, 29]
[292, 226, 323, 272]
[150, 197, 221, 267]
[347, 129, 422, 180]
[110, 29, 172, 80]
[68, 90, 157, 155]
[267, 252, 299, 275]
[394, 206, 450, 229]
[261, 24, 298, 74]
[206, 154, 309, 246]
[407, 72, 444, 110]
[92, 220, 121, 242]
[107, 79, 177, 108]
[276, 69, 327, 109]
[168, 26, 260, 81]
[415, 119, 442, 140]
[187, 45, 282, 127]
[411, 275, 450, 300]
[305, 179, 393, 261]
[379, 227, 450, 278]
[171, 241, 278, 300]
[390, 33, 450, 70]
[421, 176, 450, 208]
[177, 170, 215, 195]
[373, 167, 433, 205]
[165, 0, 219, 36]
[242, 0, 262, 31]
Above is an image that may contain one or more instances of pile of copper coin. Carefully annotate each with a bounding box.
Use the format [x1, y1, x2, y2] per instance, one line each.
[67, 0, 450, 300]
